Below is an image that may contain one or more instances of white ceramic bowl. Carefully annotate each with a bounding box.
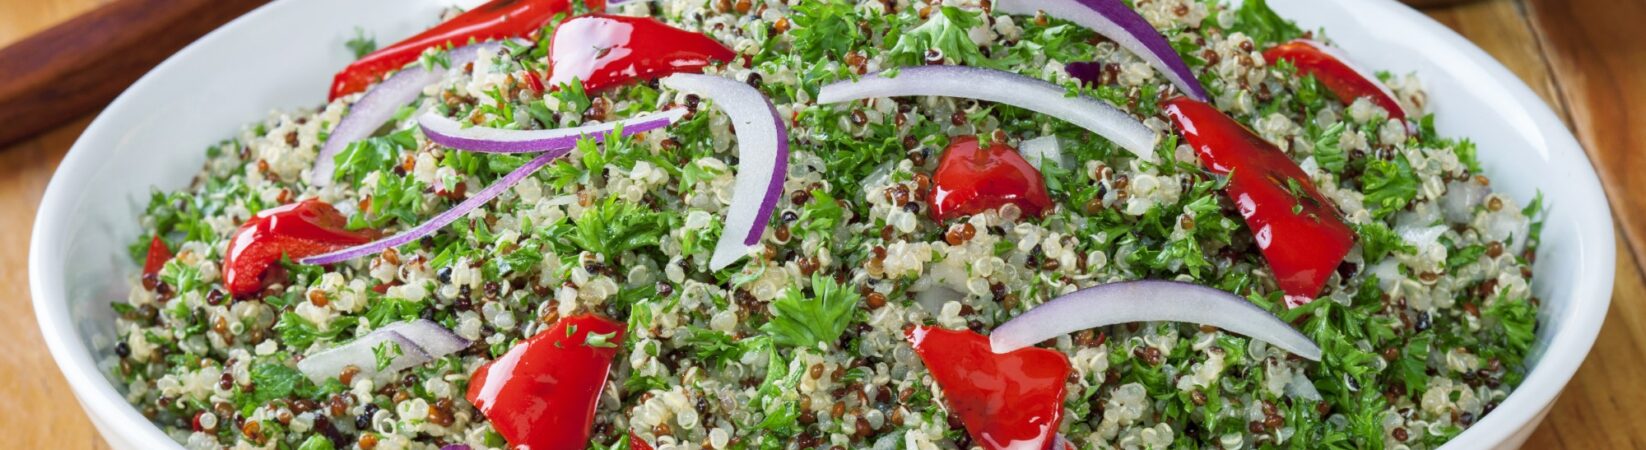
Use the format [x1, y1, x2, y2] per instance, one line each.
[29, 0, 1614, 448]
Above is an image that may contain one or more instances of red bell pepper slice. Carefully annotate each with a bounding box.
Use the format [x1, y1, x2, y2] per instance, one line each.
[1163, 97, 1354, 307]
[328, 0, 604, 100]
[466, 314, 626, 450]
[928, 136, 1055, 222]
[142, 235, 173, 277]
[546, 14, 736, 93]
[906, 326, 1070, 450]
[222, 199, 377, 297]
[629, 432, 654, 450]
[1263, 39, 1406, 124]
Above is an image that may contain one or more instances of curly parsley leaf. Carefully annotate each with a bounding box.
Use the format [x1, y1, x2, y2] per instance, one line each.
[1357, 222, 1414, 263]
[761, 273, 861, 349]
[1361, 154, 1419, 219]
[889, 6, 998, 69]
[332, 129, 416, 185]
[346, 27, 377, 60]
[248, 362, 304, 404]
[1312, 122, 1348, 174]
[567, 197, 665, 258]
[1232, 0, 1304, 47]
[373, 340, 404, 371]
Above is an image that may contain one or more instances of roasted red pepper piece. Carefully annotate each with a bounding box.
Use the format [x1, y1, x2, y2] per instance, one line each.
[546, 14, 736, 93]
[222, 199, 377, 297]
[328, 0, 603, 100]
[629, 432, 654, 450]
[1163, 97, 1355, 306]
[142, 235, 173, 277]
[1263, 39, 1406, 123]
[906, 326, 1070, 450]
[467, 314, 626, 450]
[928, 136, 1055, 222]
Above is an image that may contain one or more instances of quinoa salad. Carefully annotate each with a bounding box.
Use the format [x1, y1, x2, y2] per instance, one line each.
[108, 0, 1546, 449]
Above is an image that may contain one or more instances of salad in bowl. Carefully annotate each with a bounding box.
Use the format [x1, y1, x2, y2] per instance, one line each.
[103, 0, 1547, 448]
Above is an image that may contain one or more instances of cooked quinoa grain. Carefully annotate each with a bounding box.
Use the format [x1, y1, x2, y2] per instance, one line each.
[112, 0, 1543, 449]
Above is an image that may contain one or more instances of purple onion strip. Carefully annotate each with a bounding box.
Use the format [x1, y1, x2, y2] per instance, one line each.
[660, 74, 789, 271]
[311, 39, 523, 184]
[997, 0, 1210, 101]
[817, 65, 1157, 160]
[989, 280, 1321, 360]
[299, 146, 569, 265]
[419, 108, 686, 153]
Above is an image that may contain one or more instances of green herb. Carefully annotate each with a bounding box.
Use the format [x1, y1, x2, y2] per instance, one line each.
[1395, 331, 1435, 392]
[332, 129, 417, 184]
[1447, 244, 1487, 269]
[761, 273, 860, 349]
[373, 340, 404, 371]
[585, 331, 619, 348]
[889, 7, 998, 69]
[566, 197, 665, 258]
[1313, 122, 1349, 173]
[419, 46, 452, 72]
[1361, 153, 1419, 219]
[797, 189, 844, 237]
[364, 297, 426, 328]
[345, 27, 377, 60]
[298, 435, 336, 450]
[274, 311, 343, 348]
[1357, 222, 1414, 263]
[1232, 0, 1304, 47]
[248, 362, 303, 404]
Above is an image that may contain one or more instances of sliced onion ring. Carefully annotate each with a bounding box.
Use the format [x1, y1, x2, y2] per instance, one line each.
[817, 66, 1158, 160]
[990, 280, 1322, 360]
[299, 146, 570, 265]
[997, 0, 1209, 101]
[419, 108, 686, 153]
[297, 324, 428, 383]
[311, 39, 523, 184]
[660, 73, 789, 271]
[379, 319, 471, 356]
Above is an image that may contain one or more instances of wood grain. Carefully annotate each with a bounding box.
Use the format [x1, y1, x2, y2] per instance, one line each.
[1524, 0, 1646, 278]
[0, 0, 269, 147]
[1, 0, 1644, 448]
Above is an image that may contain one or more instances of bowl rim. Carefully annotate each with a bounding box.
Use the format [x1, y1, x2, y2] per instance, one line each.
[28, 0, 1615, 448]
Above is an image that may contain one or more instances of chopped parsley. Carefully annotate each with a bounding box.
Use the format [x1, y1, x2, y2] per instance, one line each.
[761, 273, 860, 349]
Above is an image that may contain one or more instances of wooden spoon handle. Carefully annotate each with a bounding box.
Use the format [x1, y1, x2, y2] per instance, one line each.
[0, 0, 269, 148]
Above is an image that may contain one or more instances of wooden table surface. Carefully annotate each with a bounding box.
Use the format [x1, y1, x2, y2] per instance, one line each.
[2, 0, 1643, 448]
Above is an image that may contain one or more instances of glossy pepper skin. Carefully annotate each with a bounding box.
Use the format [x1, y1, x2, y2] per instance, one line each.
[222, 199, 377, 297]
[466, 314, 626, 450]
[1163, 97, 1355, 307]
[142, 235, 173, 277]
[546, 14, 736, 93]
[1263, 39, 1407, 124]
[907, 326, 1070, 450]
[928, 136, 1055, 222]
[629, 432, 654, 450]
[328, 0, 603, 100]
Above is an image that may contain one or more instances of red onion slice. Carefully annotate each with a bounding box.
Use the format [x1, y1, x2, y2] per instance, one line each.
[378, 318, 471, 356]
[418, 108, 686, 153]
[296, 327, 432, 383]
[817, 66, 1158, 160]
[660, 74, 789, 271]
[996, 0, 1209, 101]
[300, 145, 570, 265]
[989, 280, 1321, 360]
[311, 40, 522, 184]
